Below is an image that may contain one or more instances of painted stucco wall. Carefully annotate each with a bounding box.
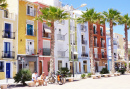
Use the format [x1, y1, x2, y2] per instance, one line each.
[0, 10, 18, 79]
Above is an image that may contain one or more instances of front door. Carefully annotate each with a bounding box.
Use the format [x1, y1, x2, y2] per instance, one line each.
[95, 62, 98, 72]
[29, 62, 35, 73]
[5, 23, 11, 38]
[39, 61, 42, 75]
[6, 63, 10, 78]
[4, 42, 10, 58]
[70, 62, 73, 73]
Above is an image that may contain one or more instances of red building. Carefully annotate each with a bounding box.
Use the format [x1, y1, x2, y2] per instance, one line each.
[34, 2, 51, 76]
[88, 22, 107, 72]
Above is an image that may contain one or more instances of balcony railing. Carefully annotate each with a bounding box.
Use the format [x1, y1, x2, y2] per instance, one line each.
[101, 33, 105, 36]
[70, 40, 76, 45]
[81, 53, 88, 57]
[26, 49, 36, 55]
[43, 48, 51, 56]
[4, 10, 14, 19]
[93, 30, 98, 34]
[101, 44, 105, 48]
[2, 30, 15, 39]
[93, 54, 99, 58]
[101, 54, 107, 58]
[81, 25, 87, 32]
[57, 34, 65, 41]
[2, 51, 15, 58]
[82, 40, 87, 45]
[94, 43, 99, 47]
[27, 29, 36, 36]
[57, 51, 65, 57]
[42, 33, 50, 38]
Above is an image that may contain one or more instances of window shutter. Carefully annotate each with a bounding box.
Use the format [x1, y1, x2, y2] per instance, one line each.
[34, 8, 36, 16]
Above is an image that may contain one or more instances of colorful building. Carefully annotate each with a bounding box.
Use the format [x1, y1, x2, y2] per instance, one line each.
[106, 32, 118, 71]
[0, 9, 18, 79]
[88, 22, 107, 72]
[34, 2, 51, 76]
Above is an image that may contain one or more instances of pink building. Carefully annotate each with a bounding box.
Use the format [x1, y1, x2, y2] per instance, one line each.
[34, 2, 51, 76]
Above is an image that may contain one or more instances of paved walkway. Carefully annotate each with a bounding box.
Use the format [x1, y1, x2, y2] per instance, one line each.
[6, 74, 130, 89]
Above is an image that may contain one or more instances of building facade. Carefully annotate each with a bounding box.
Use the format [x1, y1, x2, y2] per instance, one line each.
[0, 9, 18, 79]
[88, 22, 107, 72]
[106, 32, 118, 71]
[17, 0, 38, 73]
[34, 2, 51, 76]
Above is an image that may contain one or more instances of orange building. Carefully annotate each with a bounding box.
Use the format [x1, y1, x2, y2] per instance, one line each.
[88, 22, 107, 72]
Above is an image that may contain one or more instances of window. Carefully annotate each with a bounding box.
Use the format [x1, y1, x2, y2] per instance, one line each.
[42, 23, 51, 38]
[43, 40, 50, 48]
[100, 27, 103, 36]
[0, 62, 4, 72]
[93, 25, 97, 34]
[27, 5, 36, 16]
[27, 24, 34, 36]
[58, 61, 62, 70]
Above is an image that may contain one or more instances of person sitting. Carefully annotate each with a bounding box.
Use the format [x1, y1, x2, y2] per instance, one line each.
[32, 71, 40, 86]
[40, 72, 47, 86]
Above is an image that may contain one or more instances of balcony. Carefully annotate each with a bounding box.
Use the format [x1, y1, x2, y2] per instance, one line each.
[101, 54, 107, 58]
[2, 30, 15, 39]
[82, 40, 87, 45]
[101, 44, 105, 48]
[42, 33, 50, 38]
[57, 51, 65, 57]
[57, 34, 65, 41]
[81, 53, 88, 57]
[4, 10, 14, 19]
[81, 25, 87, 32]
[93, 30, 98, 34]
[93, 54, 99, 58]
[70, 40, 76, 45]
[43, 48, 51, 56]
[27, 29, 36, 36]
[94, 43, 99, 47]
[101, 33, 105, 36]
[2, 51, 15, 58]
[26, 49, 36, 55]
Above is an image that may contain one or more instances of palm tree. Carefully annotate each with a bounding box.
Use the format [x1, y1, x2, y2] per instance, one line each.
[118, 14, 130, 72]
[77, 8, 104, 74]
[0, 0, 8, 9]
[103, 9, 120, 73]
[36, 6, 68, 76]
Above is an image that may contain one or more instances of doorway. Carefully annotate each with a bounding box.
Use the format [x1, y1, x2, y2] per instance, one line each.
[29, 62, 35, 73]
[39, 61, 42, 75]
[6, 63, 10, 78]
[95, 62, 98, 72]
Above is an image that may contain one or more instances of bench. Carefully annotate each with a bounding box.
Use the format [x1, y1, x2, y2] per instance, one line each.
[91, 74, 101, 79]
[0, 84, 7, 89]
[66, 77, 73, 82]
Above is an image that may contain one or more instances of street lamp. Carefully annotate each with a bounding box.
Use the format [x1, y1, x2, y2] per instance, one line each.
[18, 56, 24, 69]
[71, 4, 87, 77]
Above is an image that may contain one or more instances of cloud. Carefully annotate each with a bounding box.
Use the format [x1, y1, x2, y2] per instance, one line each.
[106, 27, 110, 31]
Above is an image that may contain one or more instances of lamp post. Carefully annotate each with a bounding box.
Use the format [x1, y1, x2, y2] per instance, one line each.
[18, 56, 24, 69]
[70, 4, 87, 77]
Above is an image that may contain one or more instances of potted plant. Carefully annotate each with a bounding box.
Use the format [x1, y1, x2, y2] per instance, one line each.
[87, 73, 92, 78]
[81, 74, 86, 79]
[118, 68, 126, 74]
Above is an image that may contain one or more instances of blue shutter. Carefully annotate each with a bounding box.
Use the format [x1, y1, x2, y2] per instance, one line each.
[5, 23, 11, 38]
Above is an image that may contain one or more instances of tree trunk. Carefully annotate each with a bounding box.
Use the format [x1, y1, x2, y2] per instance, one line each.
[110, 20, 115, 74]
[125, 24, 129, 72]
[90, 22, 95, 74]
[49, 21, 55, 76]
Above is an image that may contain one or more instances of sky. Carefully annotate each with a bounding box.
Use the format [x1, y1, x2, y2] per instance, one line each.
[61, 0, 130, 41]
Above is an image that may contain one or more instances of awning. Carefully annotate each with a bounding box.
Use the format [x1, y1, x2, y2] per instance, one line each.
[45, 28, 51, 33]
[43, 23, 51, 33]
[74, 51, 78, 54]
[115, 60, 127, 63]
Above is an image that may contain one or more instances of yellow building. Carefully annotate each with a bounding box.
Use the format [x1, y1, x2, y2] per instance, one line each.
[5, 0, 38, 74]
[113, 33, 124, 60]
[17, 0, 38, 73]
[0, 9, 18, 79]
